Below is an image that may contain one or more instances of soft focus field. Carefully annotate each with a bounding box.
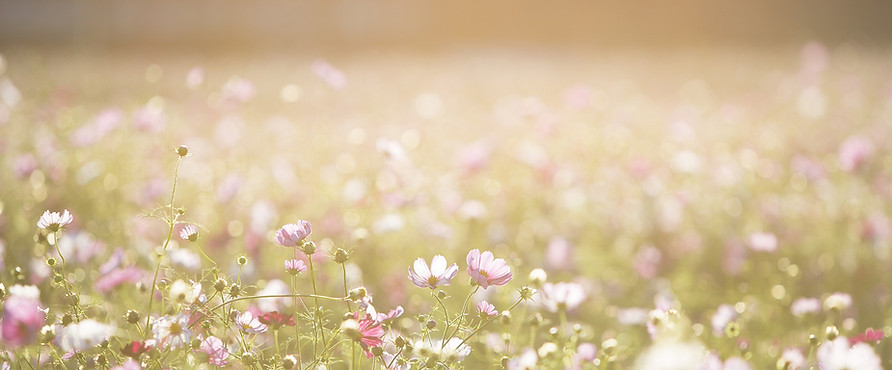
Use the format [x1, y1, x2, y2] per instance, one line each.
[1, 45, 891, 369]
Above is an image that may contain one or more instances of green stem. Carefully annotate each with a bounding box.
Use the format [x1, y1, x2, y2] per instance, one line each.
[145, 157, 182, 338]
[291, 274, 302, 368]
[307, 256, 327, 356]
[455, 297, 523, 349]
[445, 286, 479, 344]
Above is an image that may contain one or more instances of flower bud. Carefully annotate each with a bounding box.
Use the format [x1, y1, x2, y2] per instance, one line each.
[500, 311, 511, 325]
[300, 241, 317, 256]
[371, 346, 384, 357]
[530, 313, 543, 327]
[40, 325, 56, 343]
[348, 287, 368, 301]
[519, 286, 536, 300]
[283, 355, 297, 369]
[176, 145, 190, 157]
[191, 338, 202, 350]
[825, 325, 839, 341]
[95, 354, 108, 367]
[242, 352, 256, 366]
[334, 248, 350, 264]
[602, 338, 618, 356]
[528, 268, 547, 286]
[214, 278, 227, 292]
[808, 334, 818, 345]
[500, 356, 510, 368]
[426, 319, 437, 329]
[229, 284, 241, 298]
[46, 257, 56, 267]
[394, 336, 406, 348]
[61, 313, 73, 326]
[341, 319, 361, 341]
[237, 255, 248, 266]
[125, 310, 141, 324]
[437, 290, 447, 299]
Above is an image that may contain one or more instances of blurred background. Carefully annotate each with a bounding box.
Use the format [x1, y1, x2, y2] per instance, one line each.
[2, 0, 892, 50]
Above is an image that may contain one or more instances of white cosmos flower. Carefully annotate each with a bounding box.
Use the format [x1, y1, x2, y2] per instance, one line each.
[152, 314, 192, 349]
[817, 337, 882, 370]
[57, 320, 116, 352]
[37, 210, 73, 231]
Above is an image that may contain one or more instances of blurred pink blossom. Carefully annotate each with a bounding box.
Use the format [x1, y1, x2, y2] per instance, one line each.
[198, 335, 230, 367]
[312, 59, 347, 90]
[0, 294, 45, 348]
[94, 266, 143, 292]
[539, 282, 586, 312]
[747, 232, 778, 252]
[838, 136, 874, 172]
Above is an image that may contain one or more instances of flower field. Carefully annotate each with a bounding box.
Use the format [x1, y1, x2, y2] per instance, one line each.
[0, 45, 891, 369]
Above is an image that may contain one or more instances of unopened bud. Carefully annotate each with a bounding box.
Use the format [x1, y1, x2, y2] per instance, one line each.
[500, 311, 511, 325]
[229, 284, 240, 298]
[437, 290, 447, 299]
[283, 355, 297, 369]
[191, 338, 202, 350]
[348, 287, 368, 301]
[426, 319, 437, 329]
[214, 278, 227, 292]
[300, 241, 317, 256]
[237, 255, 248, 266]
[528, 268, 547, 286]
[371, 346, 384, 357]
[46, 258, 56, 267]
[334, 248, 350, 264]
[176, 145, 190, 157]
[125, 310, 140, 324]
[825, 325, 839, 341]
[519, 286, 536, 300]
[242, 352, 256, 366]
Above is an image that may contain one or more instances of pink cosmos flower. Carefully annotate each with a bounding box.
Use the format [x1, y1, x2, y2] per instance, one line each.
[258, 311, 295, 329]
[539, 282, 586, 312]
[343, 313, 385, 358]
[198, 335, 230, 367]
[234, 311, 267, 334]
[1, 295, 45, 348]
[408, 255, 459, 289]
[94, 266, 143, 292]
[466, 249, 512, 289]
[37, 209, 73, 231]
[477, 301, 497, 317]
[375, 306, 404, 323]
[850, 328, 883, 345]
[275, 221, 312, 247]
[284, 259, 307, 275]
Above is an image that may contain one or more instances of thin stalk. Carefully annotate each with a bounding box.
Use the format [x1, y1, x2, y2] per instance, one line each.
[145, 157, 182, 337]
[307, 256, 327, 355]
